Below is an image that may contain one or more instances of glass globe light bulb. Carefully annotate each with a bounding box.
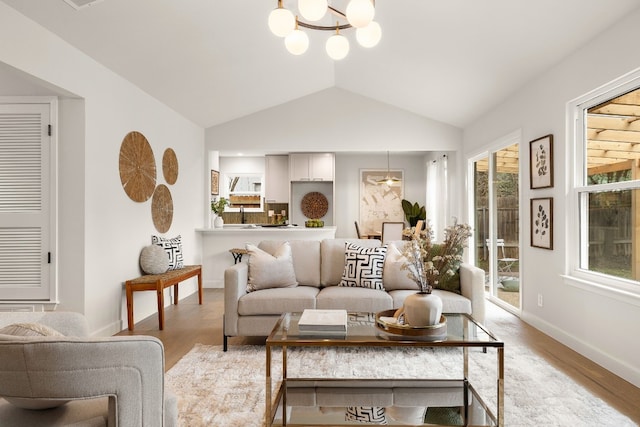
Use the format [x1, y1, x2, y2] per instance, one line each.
[285, 29, 309, 55]
[356, 21, 381, 48]
[268, 7, 295, 37]
[326, 32, 350, 60]
[346, 0, 375, 29]
[298, 0, 328, 21]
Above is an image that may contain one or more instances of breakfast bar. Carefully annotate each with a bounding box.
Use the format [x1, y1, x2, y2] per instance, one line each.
[197, 225, 337, 287]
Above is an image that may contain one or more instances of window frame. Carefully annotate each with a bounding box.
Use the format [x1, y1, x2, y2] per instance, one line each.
[568, 68, 640, 297]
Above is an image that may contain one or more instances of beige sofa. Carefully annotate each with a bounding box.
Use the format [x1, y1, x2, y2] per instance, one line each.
[0, 311, 177, 427]
[224, 238, 486, 351]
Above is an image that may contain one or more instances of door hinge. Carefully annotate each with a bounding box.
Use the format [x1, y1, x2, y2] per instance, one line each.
[48, 125, 52, 136]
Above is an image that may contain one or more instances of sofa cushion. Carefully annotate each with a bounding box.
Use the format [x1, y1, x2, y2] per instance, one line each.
[321, 239, 381, 286]
[383, 243, 420, 291]
[316, 286, 393, 312]
[239, 286, 319, 315]
[259, 240, 321, 287]
[247, 242, 298, 292]
[151, 234, 184, 270]
[339, 243, 388, 290]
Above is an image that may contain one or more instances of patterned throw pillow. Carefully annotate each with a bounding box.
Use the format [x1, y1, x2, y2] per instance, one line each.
[345, 406, 388, 424]
[339, 243, 387, 290]
[0, 322, 63, 338]
[151, 235, 184, 270]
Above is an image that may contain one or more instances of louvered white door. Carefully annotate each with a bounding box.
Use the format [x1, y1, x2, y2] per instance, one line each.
[0, 103, 51, 300]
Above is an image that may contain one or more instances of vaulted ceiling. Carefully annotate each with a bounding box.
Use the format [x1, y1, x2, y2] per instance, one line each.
[2, 0, 640, 130]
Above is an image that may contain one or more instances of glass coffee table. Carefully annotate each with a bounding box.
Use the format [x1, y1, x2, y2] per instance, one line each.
[265, 312, 504, 426]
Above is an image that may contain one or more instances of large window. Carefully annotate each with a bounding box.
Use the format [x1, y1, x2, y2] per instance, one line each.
[572, 74, 640, 292]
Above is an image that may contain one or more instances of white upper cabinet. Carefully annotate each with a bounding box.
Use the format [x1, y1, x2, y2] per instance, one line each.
[289, 153, 334, 181]
[265, 155, 289, 203]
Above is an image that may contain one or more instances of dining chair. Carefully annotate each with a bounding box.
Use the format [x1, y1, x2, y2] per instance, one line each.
[354, 221, 362, 239]
[381, 222, 404, 244]
[485, 238, 518, 272]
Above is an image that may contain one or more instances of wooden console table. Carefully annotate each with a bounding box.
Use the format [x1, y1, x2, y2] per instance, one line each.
[125, 265, 202, 331]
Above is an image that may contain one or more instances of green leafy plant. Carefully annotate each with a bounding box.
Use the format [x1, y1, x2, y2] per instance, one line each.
[210, 197, 228, 215]
[401, 199, 426, 227]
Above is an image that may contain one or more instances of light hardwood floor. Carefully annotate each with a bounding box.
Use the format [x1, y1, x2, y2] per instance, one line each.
[117, 289, 640, 423]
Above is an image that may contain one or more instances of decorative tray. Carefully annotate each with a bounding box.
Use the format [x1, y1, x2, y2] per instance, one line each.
[375, 309, 447, 339]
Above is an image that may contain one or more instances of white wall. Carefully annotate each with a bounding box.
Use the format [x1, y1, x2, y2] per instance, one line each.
[463, 9, 640, 387]
[0, 2, 205, 335]
[206, 87, 462, 153]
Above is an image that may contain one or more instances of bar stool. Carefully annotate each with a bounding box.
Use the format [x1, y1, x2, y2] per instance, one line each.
[229, 248, 248, 264]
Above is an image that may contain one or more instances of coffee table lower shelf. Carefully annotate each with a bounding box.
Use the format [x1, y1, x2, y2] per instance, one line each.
[269, 378, 497, 426]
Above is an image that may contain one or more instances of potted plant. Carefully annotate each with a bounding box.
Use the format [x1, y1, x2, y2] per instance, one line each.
[401, 199, 426, 227]
[211, 197, 228, 228]
[400, 220, 472, 326]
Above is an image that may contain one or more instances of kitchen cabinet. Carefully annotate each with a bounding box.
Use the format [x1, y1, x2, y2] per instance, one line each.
[289, 153, 334, 181]
[265, 155, 289, 203]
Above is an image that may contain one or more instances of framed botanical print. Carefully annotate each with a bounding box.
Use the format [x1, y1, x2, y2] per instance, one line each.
[531, 197, 553, 249]
[529, 134, 553, 189]
[210, 170, 220, 195]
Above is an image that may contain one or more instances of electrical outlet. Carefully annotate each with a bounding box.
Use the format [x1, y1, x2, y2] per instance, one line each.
[537, 294, 543, 307]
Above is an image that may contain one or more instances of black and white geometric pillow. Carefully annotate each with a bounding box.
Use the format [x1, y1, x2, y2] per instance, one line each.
[339, 243, 387, 290]
[345, 406, 388, 424]
[151, 235, 184, 270]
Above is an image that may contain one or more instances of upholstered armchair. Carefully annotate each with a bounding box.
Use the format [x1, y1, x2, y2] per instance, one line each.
[0, 311, 177, 427]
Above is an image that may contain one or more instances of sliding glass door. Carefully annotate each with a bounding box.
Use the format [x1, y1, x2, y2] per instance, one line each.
[471, 139, 521, 311]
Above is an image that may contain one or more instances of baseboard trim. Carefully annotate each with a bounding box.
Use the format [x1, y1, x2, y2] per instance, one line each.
[521, 311, 640, 388]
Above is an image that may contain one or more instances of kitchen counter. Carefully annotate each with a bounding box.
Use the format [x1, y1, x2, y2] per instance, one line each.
[196, 226, 337, 287]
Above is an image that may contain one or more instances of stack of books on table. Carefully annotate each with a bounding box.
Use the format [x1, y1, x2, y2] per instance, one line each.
[298, 309, 348, 334]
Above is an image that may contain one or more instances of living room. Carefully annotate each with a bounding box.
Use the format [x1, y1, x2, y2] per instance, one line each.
[1, 0, 639, 425]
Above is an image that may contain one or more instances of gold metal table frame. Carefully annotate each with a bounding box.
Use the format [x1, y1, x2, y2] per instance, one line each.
[265, 312, 504, 427]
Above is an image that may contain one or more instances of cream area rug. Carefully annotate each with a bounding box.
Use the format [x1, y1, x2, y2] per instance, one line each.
[165, 343, 636, 426]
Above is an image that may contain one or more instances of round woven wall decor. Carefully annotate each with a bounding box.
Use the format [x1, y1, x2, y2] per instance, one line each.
[301, 191, 329, 219]
[151, 184, 173, 233]
[162, 148, 178, 185]
[119, 131, 157, 202]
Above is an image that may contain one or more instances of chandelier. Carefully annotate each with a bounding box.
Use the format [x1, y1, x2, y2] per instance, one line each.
[268, 0, 382, 60]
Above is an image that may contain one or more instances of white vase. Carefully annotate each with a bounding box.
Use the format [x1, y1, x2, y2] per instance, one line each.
[214, 215, 224, 228]
[402, 292, 443, 326]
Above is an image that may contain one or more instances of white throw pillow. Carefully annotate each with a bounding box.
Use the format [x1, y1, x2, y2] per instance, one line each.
[382, 243, 420, 291]
[139, 244, 170, 275]
[246, 242, 298, 292]
[339, 243, 387, 290]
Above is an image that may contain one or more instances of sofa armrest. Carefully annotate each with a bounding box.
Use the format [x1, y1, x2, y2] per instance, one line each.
[0, 312, 90, 337]
[0, 336, 168, 427]
[459, 263, 486, 324]
[224, 262, 249, 336]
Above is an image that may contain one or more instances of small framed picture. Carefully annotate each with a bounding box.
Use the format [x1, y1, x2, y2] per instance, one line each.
[529, 134, 553, 189]
[210, 170, 220, 195]
[531, 197, 553, 249]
